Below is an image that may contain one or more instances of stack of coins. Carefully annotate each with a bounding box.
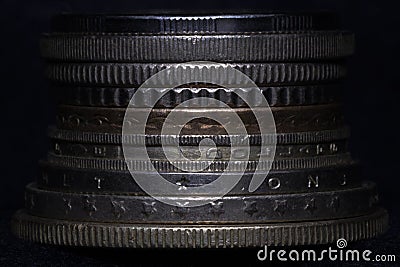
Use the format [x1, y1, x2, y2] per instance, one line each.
[12, 12, 388, 248]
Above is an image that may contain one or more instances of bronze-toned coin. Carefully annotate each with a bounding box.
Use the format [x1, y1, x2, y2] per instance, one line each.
[24, 182, 378, 223]
[56, 104, 344, 134]
[38, 162, 361, 194]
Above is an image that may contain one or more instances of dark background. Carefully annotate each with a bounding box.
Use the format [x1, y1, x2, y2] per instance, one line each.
[0, 0, 399, 266]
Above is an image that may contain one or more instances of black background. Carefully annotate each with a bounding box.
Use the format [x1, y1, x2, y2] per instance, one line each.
[0, 0, 399, 266]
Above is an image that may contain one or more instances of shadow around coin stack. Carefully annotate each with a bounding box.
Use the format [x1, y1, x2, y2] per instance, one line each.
[12, 12, 388, 248]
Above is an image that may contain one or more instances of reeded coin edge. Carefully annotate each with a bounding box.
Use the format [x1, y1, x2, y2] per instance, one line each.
[47, 153, 353, 171]
[41, 33, 354, 62]
[11, 208, 388, 248]
[53, 84, 342, 107]
[45, 62, 346, 86]
[47, 127, 351, 145]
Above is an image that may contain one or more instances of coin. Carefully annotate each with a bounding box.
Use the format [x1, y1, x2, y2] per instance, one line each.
[38, 162, 361, 194]
[24, 182, 377, 223]
[11, 208, 388, 247]
[48, 126, 350, 145]
[12, 11, 388, 249]
[56, 104, 344, 134]
[46, 153, 353, 172]
[50, 12, 341, 33]
[53, 84, 342, 108]
[45, 62, 347, 86]
[49, 140, 348, 160]
[41, 32, 354, 62]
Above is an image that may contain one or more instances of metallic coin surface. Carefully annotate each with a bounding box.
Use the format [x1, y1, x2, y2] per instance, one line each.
[48, 127, 351, 145]
[38, 162, 361, 194]
[12, 12, 386, 250]
[45, 62, 347, 86]
[51, 12, 341, 33]
[11, 208, 388, 248]
[24, 182, 377, 223]
[56, 104, 344, 134]
[46, 153, 353, 172]
[41, 32, 354, 62]
[54, 84, 342, 108]
[50, 140, 348, 160]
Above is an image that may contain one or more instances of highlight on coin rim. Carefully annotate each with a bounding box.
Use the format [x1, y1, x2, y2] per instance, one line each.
[121, 61, 277, 207]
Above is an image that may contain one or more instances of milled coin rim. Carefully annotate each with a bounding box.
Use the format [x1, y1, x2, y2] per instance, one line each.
[53, 84, 342, 108]
[47, 127, 351, 145]
[45, 62, 347, 86]
[11, 208, 388, 248]
[41, 32, 354, 62]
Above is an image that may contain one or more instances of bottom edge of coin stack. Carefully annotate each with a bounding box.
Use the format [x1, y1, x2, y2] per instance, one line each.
[11, 208, 388, 248]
